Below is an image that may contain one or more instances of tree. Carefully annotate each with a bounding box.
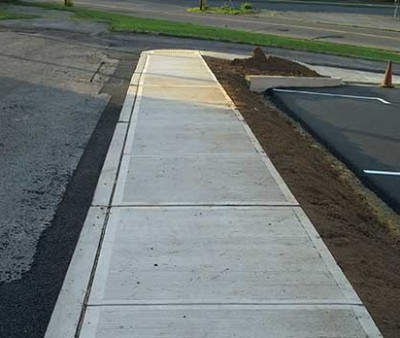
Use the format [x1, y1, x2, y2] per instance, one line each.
[199, 0, 207, 10]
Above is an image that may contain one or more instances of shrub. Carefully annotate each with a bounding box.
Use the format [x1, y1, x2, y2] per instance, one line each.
[240, 1, 252, 11]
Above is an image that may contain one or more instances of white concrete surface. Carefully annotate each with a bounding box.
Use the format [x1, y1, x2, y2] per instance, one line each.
[119, 54, 147, 122]
[89, 207, 358, 305]
[247, 75, 343, 92]
[93, 53, 148, 206]
[112, 154, 291, 205]
[80, 305, 373, 338]
[44, 207, 107, 338]
[305, 64, 400, 85]
[91, 123, 128, 206]
[48, 50, 382, 338]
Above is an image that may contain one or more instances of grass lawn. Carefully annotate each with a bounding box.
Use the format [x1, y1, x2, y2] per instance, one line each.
[187, 2, 254, 15]
[17, 2, 400, 63]
[0, 6, 35, 20]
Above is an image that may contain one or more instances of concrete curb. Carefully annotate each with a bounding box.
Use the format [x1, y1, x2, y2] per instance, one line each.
[92, 52, 148, 206]
[44, 208, 107, 338]
[247, 75, 343, 92]
[44, 53, 148, 338]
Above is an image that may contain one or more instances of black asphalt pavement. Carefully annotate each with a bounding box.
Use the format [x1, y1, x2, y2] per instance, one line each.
[269, 85, 400, 213]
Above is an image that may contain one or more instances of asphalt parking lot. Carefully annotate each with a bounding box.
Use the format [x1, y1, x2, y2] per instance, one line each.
[269, 85, 400, 213]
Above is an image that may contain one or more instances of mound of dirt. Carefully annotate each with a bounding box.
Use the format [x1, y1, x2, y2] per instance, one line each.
[230, 49, 320, 77]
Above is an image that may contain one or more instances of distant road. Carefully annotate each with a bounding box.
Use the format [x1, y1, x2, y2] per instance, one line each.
[65, 0, 400, 51]
[133, 0, 396, 16]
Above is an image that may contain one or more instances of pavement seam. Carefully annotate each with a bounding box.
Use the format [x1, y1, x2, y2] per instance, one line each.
[85, 302, 366, 307]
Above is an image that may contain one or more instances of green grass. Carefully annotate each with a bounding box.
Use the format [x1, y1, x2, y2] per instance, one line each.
[0, 7, 35, 20]
[188, 1, 254, 15]
[17, 2, 400, 63]
[187, 6, 253, 15]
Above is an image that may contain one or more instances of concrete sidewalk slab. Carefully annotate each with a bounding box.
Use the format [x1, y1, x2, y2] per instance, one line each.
[80, 305, 374, 338]
[89, 207, 358, 305]
[113, 154, 290, 206]
[130, 121, 258, 155]
[46, 50, 382, 338]
[141, 86, 230, 106]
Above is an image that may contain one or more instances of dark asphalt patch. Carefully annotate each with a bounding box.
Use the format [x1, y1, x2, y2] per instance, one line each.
[268, 85, 400, 213]
[0, 52, 138, 338]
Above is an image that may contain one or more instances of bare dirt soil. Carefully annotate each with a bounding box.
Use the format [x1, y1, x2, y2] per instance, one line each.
[205, 55, 400, 338]
[230, 53, 321, 77]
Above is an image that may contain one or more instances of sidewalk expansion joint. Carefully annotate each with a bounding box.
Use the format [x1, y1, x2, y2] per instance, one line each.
[86, 302, 364, 307]
[103, 203, 301, 208]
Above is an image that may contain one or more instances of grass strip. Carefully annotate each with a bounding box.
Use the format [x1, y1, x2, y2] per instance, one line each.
[187, 7, 254, 15]
[0, 6, 35, 20]
[18, 1, 400, 62]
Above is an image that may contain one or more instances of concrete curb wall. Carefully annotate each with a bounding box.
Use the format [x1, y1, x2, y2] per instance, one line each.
[44, 53, 149, 338]
[247, 75, 343, 92]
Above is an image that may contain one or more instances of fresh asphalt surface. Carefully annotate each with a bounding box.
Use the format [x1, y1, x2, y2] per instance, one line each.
[0, 13, 399, 335]
[270, 85, 400, 213]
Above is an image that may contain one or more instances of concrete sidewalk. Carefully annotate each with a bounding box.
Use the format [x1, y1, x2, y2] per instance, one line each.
[46, 50, 382, 337]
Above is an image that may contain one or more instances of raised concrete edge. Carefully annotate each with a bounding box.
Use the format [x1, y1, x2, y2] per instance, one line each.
[247, 75, 343, 92]
[91, 53, 148, 206]
[44, 207, 107, 338]
[198, 51, 299, 206]
[91, 123, 128, 206]
[44, 53, 149, 338]
[119, 53, 148, 122]
[120, 52, 151, 156]
[293, 208, 382, 337]
[199, 50, 248, 61]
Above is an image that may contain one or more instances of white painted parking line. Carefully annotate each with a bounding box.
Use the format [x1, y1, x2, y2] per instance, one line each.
[273, 88, 392, 105]
[363, 169, 400, 176]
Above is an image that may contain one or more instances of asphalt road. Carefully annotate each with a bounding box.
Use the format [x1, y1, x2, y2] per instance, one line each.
[57, 0, 400, 51]
[86, 0, 396, 15]
[0, 8, 399, 335]
[0, 33, 115, 283]
[174, 0, 396, 15]
[270, 85, 400, 213]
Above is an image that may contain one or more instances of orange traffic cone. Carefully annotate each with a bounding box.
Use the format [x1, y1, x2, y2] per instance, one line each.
[381, 61, 394, 88]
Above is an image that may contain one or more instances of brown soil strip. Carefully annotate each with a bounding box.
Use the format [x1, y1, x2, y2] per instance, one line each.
[205, 55, 400, 338]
